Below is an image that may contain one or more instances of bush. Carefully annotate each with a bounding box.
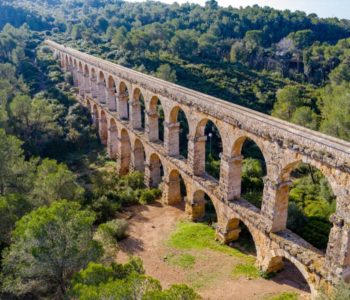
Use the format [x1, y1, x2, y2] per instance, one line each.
[123, 171, 145, 190]
[92, 196, 121, 224]
[139, 188, 162, 204]
[98, 219, 129, 242]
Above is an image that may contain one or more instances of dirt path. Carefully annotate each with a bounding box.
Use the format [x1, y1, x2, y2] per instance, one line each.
[117, 202, 310, 300]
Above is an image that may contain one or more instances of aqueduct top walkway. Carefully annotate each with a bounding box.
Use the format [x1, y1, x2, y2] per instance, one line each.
[46, 40, 350, 297]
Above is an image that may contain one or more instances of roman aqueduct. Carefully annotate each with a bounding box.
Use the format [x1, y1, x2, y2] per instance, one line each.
[46, 40, 350, 297]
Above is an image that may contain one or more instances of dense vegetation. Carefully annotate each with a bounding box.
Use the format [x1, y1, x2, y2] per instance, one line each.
[0, 0, 349, 298]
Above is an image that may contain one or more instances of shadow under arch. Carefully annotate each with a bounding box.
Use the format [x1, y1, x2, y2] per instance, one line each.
[168, 105, 189, 158]
[148, 96, 165, 143]
[133, 139, 146, 173]
[264, 252, 313, 295]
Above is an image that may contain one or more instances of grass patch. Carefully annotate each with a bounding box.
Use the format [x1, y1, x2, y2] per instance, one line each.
[167, 221, 246, 258]
[232, 257, 260, 279]
[265, 292, 299, 300]
[167, 253, 196, 269]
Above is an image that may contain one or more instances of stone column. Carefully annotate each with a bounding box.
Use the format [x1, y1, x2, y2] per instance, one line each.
[325, 214, 350, 284]
[216, 218, 241, 244]
[219, 154, 243, 201]
[90, 78, 99, 99]
[99, 119, 108, 146]
[129, 100, 142, 129]
[185, 195, 205, 221]
[162, 177, 182, 205]
[117, 92, 129, 120]
[164, 122, 180, 156]
[84, 74, 91, 95]
[116, 136, 130, 176]
[107, 128, 118, 159]
[261, 177, 292, 232]
[144, 163, 152, 188]
[107, 88, 117, 111]
[146, 112, 159, 142]
[72, 69, 78, 87]
[133, 146, 145, 173]
[78, 71, 85, 97]
[98, 82, 107, 104]
[188, 135, 207, 176]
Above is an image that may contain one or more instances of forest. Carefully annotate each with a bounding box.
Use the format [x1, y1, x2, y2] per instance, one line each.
[0, 0, 349, 299]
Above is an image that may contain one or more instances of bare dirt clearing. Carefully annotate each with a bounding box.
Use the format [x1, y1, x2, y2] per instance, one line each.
[117, 202, 310, 300]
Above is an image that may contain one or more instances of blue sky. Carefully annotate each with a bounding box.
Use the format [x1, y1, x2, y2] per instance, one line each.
[132, 0, 350, 19]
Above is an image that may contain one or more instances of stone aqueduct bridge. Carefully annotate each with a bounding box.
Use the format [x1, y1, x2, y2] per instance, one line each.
[46, 40, 350, 296]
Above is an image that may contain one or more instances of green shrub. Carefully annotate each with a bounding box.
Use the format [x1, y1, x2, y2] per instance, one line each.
[123, 171, 145, 190]
[92, 196, 121, 224]
[139, 188, 162, 204]
[119, 188, 139, 205]
[98, 219, 129, 242]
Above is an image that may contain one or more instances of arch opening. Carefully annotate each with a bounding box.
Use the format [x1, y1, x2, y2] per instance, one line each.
[167, 169, 187, 207]
[149, 96, 165, 143]
[107, 76, 117, 111]
[192, 190, 217, 224]
[98, 71, 107, 104]
[169, 106, 189, 158]
[235, 137, 267, 209]
[133, 139, 145, 173]
[265, 256, 311, 294]
[149, 153, 164, 188]
[119, 82, 129, 121]
[284, 163, 335, 251]
[131, 88, 145, 130]
[194, 119, 223, 180]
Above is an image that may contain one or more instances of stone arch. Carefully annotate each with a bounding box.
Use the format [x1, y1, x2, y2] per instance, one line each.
[119, 128, 131, 175]
[274, 159, 337, 250]
[131, 87, 145, 130]
[148, 153, 164, 188]
[218, 215, 262, 255]
[164, 169, 188, 205]
[148, 96, 165, 143]
[106, 75, 117, 111]
[192, 118, 223, 179]
[108, 118, 118, 159]
[167, 105, 190, 157]
[118, 81, 129, 120]
[133, 139, 146, 173]
[97, 71, 107, 104]
[263, 251, 314, 295]
[99, 110, 108, 145]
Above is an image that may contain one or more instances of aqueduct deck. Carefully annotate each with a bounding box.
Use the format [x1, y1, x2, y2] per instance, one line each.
[46, 40, 350, 297]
